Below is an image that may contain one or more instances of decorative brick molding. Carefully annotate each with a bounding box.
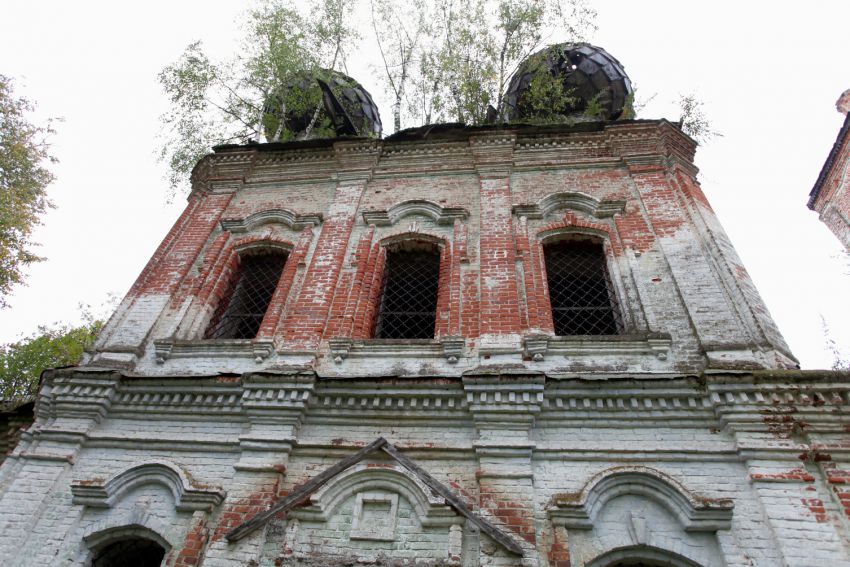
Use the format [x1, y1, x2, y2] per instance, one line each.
[153, 338, 275, 364]
[293, 464, 458, 528]
[328, 337, 465, 365]
[548, 466, 733, 531]
[220, 208, 322, 232]
[71, 460, 226, 512]
[513, 191, 625, 220]
[362, 199, 469, 226]
[524, 332, 672, 362]
[225, 437, 524, 556]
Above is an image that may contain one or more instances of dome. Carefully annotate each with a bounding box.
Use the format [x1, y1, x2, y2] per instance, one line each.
[501, 43, 633, 123]
[263, 69, 382, 140]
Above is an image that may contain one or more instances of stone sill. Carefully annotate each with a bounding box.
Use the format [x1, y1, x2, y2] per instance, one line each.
[153, 338, 275, 364]
[329, 336, 465, 364]
[524, 332, 672, 362]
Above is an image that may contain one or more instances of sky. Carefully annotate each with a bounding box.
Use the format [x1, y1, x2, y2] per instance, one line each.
[1, 0, 848, 368]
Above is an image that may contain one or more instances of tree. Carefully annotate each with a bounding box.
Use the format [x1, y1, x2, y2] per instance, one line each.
[0, 74, 56, 308]
[369, 0, 596, 127]
[158, 0, 358, 197]
[0, 315, 102, 404]
[370, 0, 429, 132]
[822, 316, 850, 372]
[159, 0, 597, 194]
[678, 93, 722, 144]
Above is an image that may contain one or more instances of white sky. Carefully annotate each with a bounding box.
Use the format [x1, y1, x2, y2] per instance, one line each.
[1, 0, 848, 368]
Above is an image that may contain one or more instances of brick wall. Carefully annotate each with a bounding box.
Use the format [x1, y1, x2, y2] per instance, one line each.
[87, 121, 795, 375]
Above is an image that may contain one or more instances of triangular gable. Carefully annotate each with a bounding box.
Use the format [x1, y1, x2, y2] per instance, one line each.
[225, 437, 524, 555]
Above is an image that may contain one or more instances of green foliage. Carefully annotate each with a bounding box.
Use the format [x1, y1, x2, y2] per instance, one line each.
[370, 0, 428, 131]
[678, 93, 722, 145]
[516, 69, 578, 123]
[158, 0, 357, 198]
[581, 88, 609, 121]
[405, 0, 596, 125]
[0, 75, 56, 308]
[159, 0, 598, 193]
[0, 315, 102, 403]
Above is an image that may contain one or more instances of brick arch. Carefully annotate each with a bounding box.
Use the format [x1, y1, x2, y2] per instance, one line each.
[378, 230, 447, 251]
[549, 466, 733, 532]
[518, 212, 623, 334]
[80, 516, 174, 567]
[310, 464, 451, 522]
[190, 230, 314, 339]
[536, 211, 622, 256]
[71, 459, 225, 512]
[324, 229, 457, 340]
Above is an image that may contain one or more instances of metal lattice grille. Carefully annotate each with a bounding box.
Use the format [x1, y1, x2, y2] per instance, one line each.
[92, 538, 166, 567]
[205, 252, 288, 340]
[374, 249, 440, 339]
[544, 240, 621, 336]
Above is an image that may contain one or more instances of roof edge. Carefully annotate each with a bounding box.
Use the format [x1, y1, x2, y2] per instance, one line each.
[809, 113, 850, 209]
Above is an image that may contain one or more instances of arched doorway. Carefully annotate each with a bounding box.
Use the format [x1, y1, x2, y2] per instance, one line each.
[588, 546, 705, 567]
[90, 535, 166, 567]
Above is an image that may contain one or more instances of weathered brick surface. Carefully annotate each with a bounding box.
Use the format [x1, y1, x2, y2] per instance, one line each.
[4, 121, 843, 566]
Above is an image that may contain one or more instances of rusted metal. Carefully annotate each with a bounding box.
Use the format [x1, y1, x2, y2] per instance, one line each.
[374, 249, 440, 339]
[544, 240, 621, 336]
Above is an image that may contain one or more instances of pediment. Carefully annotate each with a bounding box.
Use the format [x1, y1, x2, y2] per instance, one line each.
[225, 437, 523, 556]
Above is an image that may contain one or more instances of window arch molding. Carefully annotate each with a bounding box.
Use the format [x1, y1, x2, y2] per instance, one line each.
[378, 231, 447, 252]
[538, 226, 613, 247]
[549, 467, 732, 567]
[362, 199, 469, 227]
[71, 459, 226, 512]
[290, 464, 459, 527]
[220, 207, 322, 233]
[512, 190, 626, 220]
[548, 466, 733, 532]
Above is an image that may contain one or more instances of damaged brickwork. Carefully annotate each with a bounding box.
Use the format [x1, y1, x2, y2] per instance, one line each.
[0, 119, 846, 567]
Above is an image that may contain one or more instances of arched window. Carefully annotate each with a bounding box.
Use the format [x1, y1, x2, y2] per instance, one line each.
[205, 249, 288, 339]
[373, 242, 441, 339]
[543, 237, 621, 336]
[91, 536, 166, 567]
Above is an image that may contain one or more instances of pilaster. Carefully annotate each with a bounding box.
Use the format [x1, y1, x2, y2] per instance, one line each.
[464, 372, 543, 562]
[470, 133, 523, 355]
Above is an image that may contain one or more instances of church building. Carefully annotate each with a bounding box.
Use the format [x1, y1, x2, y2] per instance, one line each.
[1, 44, 849, 567]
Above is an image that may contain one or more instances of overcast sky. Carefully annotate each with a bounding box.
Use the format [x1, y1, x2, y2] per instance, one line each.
[1, 0, 848, 368]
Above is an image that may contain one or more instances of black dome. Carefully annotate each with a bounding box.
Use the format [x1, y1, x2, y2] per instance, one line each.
[263, 69, 382, 140]
[501, 43, 633, 123]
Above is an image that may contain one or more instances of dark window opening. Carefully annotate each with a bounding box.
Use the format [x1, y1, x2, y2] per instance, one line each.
[204, 251, 288, 339]
[92, 537, 166, 567]
[374, 246, 441, 339]
[544, 239, 621, 336]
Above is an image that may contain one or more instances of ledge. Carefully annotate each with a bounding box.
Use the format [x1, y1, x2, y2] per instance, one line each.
[329, 336, 465, 364]
[153, 338, 275, 364]
[524, 332, 672, 362]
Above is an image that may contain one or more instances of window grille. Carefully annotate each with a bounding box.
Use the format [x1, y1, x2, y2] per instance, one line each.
[374, 247, 441, 339]
[544, 239, 621, 336]
[204, 251, 287, 340]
